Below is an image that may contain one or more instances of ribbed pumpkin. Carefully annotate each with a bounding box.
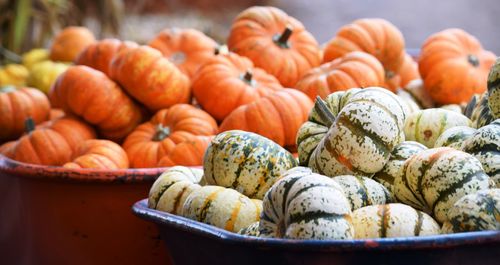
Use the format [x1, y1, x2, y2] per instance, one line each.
[219, 89, 312, 148]
[295, 51, 385, 99]
[404, 108, 472, 148]
[442, 189, 500, 233]
[259, 167, 354, 239]
[487, 57, 500, 118]
[0, 141, 16, 158]
[50, 65, 144, 141]
[238, 222, 261, 237]
[148, 28, 218, 79]
[74, 38, 138, 77]
[352, 203, 440, 239]
[204, 130, 297, 199]
[27, 60, 69, 94]
[49, 26, 96, 62]
[373, 141, 428, 193]
[385, 53, 420, 92]
[192, 51, 282, 122]
[63, 139, 129, 169]
[309, 87, 407, 177]
[332, 175, 393, 211]
[109, 45, 191, 111]
[418, 28, 496, 105]
[228, 6, 321, 87]
[0, 64, 29, 86]
[322, 18, 405, 80]
[148, 166, 204, 215]
[156, 136, 213, 167]
[394, 147, 493, 223]
[434, 126, 477, 149]
[123, 104, 218, 168]
[0, 86, 50, 142]
[182, 185, 263, 233]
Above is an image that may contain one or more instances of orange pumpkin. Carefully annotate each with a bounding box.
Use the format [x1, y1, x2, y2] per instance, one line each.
[50, 65, 144, 142]
[0, 141, 16, 158]
[0, 86, 50, 142]
[123, 104, 218, 168]
[64, 139, 129, 169]
[192, 52, 282, 122]
[219, 89, 313, 148]
[385, 53, 420, 91]
[323, 18, 405, 79]
[228, 6, 321, 87]
[49, 108, 65, 121]
[109, 45, 191, 112]
[418, 28, 496, 104]
[49, 26, 96, 62]
[295, 51, 385, 100]
[157, 135, 213, 167]
[148, 28, 218, 79]
[74, 38, 139, 77]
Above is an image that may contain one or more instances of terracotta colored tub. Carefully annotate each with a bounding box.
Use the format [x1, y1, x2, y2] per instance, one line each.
[0, 155, 174, 265]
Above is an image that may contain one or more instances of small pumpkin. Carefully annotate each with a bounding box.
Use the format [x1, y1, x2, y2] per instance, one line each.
[27, 60, 69, 94]
[418, 28, 496, 105]
[0, 141, 16, 158]
[487, 57, 500, 119]
[0, 64, 29, 86]
[434, 126, 477, 149]
[156, 136, 213, 167]
[228, 6, 321, 87]
[332, 175, 393, 211]
[49, 26, 96, 62]
[385, 53, 420, 92]
[22, 48, 49, 70]
[63, 139, 129, 169]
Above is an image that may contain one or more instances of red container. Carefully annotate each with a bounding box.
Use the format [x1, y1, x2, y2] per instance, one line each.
[0, 155, 173, 265]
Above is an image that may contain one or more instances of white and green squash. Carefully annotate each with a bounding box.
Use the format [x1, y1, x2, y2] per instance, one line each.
[396, 88, 421, 115]
[259, 167, 354, 240]
[402, 79, 435, 109]
[434, 126, 477, 149]
[352, 203, 441, 239]
[204, 130, 297, 199]
[238, 221, 261, 237]
[442, 189, 500, 233]
[440, 104, 464, 113]
[487, 57, 500, 119]
[467, 92, 496, 128]
[332, 175, 393, 211]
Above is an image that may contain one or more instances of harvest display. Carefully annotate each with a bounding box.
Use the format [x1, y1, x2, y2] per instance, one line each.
[1, 5, 499, 240]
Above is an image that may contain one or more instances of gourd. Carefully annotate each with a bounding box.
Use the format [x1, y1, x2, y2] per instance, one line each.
[487, 57, 500, 118]
[49, 26, 96, 62]
[238, 222, 261, 237]
[434, 126, 477, 149]
[332, 175, 393, 211]
[156, 136, 213, 167]
[27, 60, 69, 94]
[0, 64, 29, 86]
[466, 91, 496, 128]
[63, 139, 129, 169]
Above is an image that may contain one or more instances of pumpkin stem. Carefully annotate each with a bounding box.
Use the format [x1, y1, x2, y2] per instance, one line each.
[153, 124, 171, 141]
[467, 54, 480, 67]
[273, 25, 293, 48]
[24, 117, 35, 134]
[214, 44, 229, 55]
[240, 70, 256, 87]
[314, 96, 336, 127]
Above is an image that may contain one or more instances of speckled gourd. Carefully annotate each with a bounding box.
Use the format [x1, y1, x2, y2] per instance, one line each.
[466, 92, 496, 128]
[403, 79, 435, 109]
[238, 221, 261, 237]
[204, 130, 297, 199]
[259, 167, 354, 239]
[352, 203, 441, 239]
[394, 147, 494, 223]
[332, 175, 393, 211]
[396, 88, 421, 115]
[487, 57, 500, 119]
[434, 126, 477, 149]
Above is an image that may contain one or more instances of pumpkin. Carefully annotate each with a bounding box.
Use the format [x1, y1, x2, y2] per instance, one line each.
[156, 135, 213, 167]
[49, 108, 65, 121]
[192, 51, 282, 122]
[352, 203, 440, 239]
[402, 79, 435, 109]
[182, 185, 263, 233]
[123, 104, 218, 168]
[385, 53, 420, 92]
[22, 48, 49, 70]
[373, 141, 428, 193]
[38, 116, 96, 153]
[109, 45, 191, 111]
[461, 119, 500, 187]
[404, 108, 472, 148]
[50, 65, 144, 141]
[148, 166, 204, 214]
[487, 57, 500, 118]
[332, 175, 393, 211]
[0, 64, 29, 86]
[63, 139, 129, 169]
[309, 87, 406, 177]
[49, 26, 96, 62]
[259, 167, 354, 239]
[295, 51, 385, 100]
[418, 28, 496, 105]
[0, 86, 50, 142]
[434, 126, 477, 149]
[0, 141, 16, 158]
[394, 147, 493, 223]
[238, 221, 261, 237]
[75, 38, 138, 77]
[442, 189, 500, 233]
[204, 130, 297, 199]
[322, 18, 406, 80]
[219, 89, 313, 148]
[27, 60, 69, 94]
[467, 92, 496, 128]
[148, 28, 218, 79]
[228, 6, 321, 87]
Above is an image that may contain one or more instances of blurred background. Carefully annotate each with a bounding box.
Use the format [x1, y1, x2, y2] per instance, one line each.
[1, 0, 499, 61]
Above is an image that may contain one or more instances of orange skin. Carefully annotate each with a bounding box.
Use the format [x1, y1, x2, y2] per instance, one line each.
[296, 51, 385, 99]
[157, 135, 213, 167]
[228, 6, 321, 87]
[64, 139, 129, 169]
[385, 53, 420, 91]
[0, 141, 16, 158]
[148, 28, 218, 80]
[219, 88, 313, 148]
[419, 28, 496, 104]
[50, 26, 96, 62]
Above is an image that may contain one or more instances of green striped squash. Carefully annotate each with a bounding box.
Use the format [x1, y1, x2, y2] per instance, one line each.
[442, 189, 500, 233]
[404, 108, 471, 148]
[373, 141, 427, 193]
[464, 93, 481, 119]
[461, 119, 500, 187]
[352, 203, 440, 239]
[309, 87, 407, 177]
[403, 79, 435, 109]
[259, 167, 353, 239]
[434, 126, 477, 149]
[148, 166, 203, 214]
[487, 57, 500, 119]
[394, 147, 493, 223]
[204, 130, 297, 199]
[332, 175, 393, 211]
[182, 185, 263, 232]
[238, 221, 261, 237]
[468, 92, 495, 128]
